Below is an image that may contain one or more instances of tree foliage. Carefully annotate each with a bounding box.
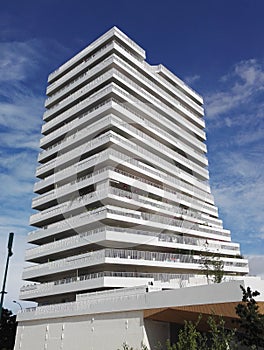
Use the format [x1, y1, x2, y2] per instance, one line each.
[200, 248, 224, 284]
[118, 342, 148, 350]
[164, 315, 236, 350]
[0, 308, 17, 350]
[174, 316, 207, 350]
[235, 285, 264, 349]
[207, 315, 237, 350]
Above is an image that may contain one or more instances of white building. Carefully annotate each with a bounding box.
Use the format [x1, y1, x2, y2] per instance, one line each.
[15, 27, 263, 350]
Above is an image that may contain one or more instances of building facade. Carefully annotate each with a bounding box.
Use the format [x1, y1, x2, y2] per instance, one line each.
[20, 26, 248, 306]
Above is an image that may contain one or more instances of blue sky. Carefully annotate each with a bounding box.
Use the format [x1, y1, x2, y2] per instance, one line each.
[0, 0, 263, 312]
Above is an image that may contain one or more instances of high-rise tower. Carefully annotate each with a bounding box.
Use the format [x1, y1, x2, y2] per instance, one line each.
[20, 27, 248, 308]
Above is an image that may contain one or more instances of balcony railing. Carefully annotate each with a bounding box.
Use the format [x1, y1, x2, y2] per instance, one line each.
[40, 98, 113, 148]
[24, 248, 203, 277]
[46, 56, 114, 107]
[26, 224, 240, 260]
[34, 153, 213, 226]
[107, 132, 209, 182]
[43, 85, 206, 162]
[38, 115, 112, 164]
[113, 69, 205, 137]
[107, 207, 230, 238]
[157, 64, 203, 102]
[38, 115, 207, 181]
[36, 131, 113, 175]
[110, 115, 207, 177]
[33, 163, 214, 228]
[44, 68, 204, 143]
[42, 84, 113, 135]
[113, 55, 203, 117]
[20, 271, 196, 299]
[44, 70, 113, 120]
[112, 85, 206, 153]
[29, 202, 229, 243]
[23, 246, 247, 281]
[112, 40, 202, 108]
[34, 148, 213, 215]
[115, 100, 206, 161]
[40, 103, 207, 169]
[48, 40, 113, 83]
[32, 166, 110, 206]
[31, 180, 204, 226]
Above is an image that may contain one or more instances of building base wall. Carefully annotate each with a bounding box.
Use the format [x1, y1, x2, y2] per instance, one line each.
[15, 310, 165, 350]
[15, 279, 264, 350]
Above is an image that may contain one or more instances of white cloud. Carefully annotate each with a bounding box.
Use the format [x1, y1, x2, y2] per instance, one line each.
[184, 74, 200, 85]
[211, 151, 264, 230]
[206, 59, 264, 118]
[247, 255, 264, 278]
[0, 37, 72, 313]
[0, 39, 43, 278]
[0, 40, 40, 82]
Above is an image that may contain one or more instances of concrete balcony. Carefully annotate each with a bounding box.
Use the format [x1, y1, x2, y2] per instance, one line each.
[47, 27, 145, 84]
[21, 248, 201, 280]
[38, 115, 113, 163]
[36, 131, 112, 179]
[42, 86, 206, 157]
[25, 226, 241, 263]
[113, 55, 204, 119]
[39, 106, 207, 169]
[33, 149, 110, 193]
[33, 155, 213, 214]
[111, 84, 206, 153]
[19, 275, 152, 301]
[39, 98, 113, 149]
[112, 69, 205, 140]
[45, 56, 115, 108]
[108, 116, 208, 179]
[35, 137, 210, 200]
[105, 206, 229, 240]
[108, 132, 209, 183]
[19, 271, 196, 302]
[27, 207, 108, 244]
[34, 154, 215, 223]
[38, 118, 208, 182]
[32, 167, 110, 209]
[30, 182, 207, 228]
[28, 204, 230, 248]
[44, 69, 205, 143]
[110, 42, 203, 114]
[112, 102, 207, 167]
[22, 247, 248, 283]
[156, 64, 203, 105]
[43, 70, 114, 124]
[42, 84, 113, 136]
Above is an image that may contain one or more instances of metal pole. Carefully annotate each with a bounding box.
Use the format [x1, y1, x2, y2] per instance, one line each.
[13, 300, 22, 312]
[0, 232, 14, 321]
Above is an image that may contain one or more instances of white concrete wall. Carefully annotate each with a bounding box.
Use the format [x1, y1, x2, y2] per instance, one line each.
[15, 310, 145, 350]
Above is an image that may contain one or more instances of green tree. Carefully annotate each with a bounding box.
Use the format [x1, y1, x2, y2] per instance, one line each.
[207, 315, 237, 350]
[0, 308, 17, 350]
[175, 317, 207, 350]
[200, 246, 224, 284]
[235, 285, 264, 349]
[211, 259, 224, 284]
[164, 315, 236, 350]
[161, 315, 207, 350]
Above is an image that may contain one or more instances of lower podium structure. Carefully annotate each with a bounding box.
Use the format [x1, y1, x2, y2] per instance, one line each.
[15, 27, 260, 349]
[15, 278, 264, 349]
